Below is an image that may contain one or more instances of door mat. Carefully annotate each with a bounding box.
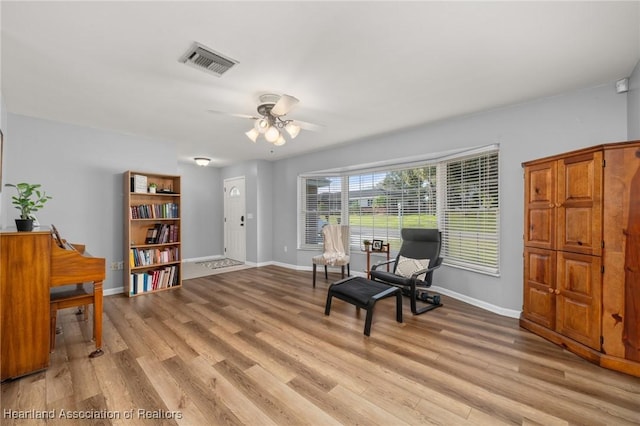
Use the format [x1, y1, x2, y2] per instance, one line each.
[196, 258, 244, 270]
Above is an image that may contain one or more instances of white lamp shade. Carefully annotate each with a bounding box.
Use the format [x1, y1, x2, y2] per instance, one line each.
[285, 122, 301, 139]
[274, 134, 286, 146]
[245, 128, 259, 142]
[265, 126, 280, 143]
[194, 157, 211, 166]
[254, 118, 269, 133]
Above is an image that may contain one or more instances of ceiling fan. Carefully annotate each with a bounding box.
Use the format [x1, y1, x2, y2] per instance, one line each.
[210, 93, 319, 146]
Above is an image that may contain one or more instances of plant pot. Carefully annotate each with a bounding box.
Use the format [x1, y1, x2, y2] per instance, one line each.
[15, 219, 34, 232]
[149, 187, 156, 194]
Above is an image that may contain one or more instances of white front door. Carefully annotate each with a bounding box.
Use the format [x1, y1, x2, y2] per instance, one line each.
[224, 176, 246, 262]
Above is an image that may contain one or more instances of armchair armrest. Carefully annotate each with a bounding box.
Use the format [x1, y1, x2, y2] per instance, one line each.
[410, 264, 440, 281]
[371, 259, 396, 271]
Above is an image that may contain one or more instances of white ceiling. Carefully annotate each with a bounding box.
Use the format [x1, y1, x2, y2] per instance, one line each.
[2, 1, 639, 167]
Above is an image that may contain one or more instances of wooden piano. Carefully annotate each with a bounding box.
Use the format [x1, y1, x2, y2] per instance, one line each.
[0, 226, 106, 381]
[51, 224, 106, 358]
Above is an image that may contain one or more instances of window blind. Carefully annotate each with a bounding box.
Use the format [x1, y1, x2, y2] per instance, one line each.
[438, 151, 500, 274]
[299, 176, 344, 246]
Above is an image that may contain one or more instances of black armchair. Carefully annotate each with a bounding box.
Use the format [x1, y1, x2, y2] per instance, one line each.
[370, 228, 443, 314]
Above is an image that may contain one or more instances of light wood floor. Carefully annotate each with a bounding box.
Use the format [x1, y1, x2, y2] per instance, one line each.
[2, 266, 640, 425]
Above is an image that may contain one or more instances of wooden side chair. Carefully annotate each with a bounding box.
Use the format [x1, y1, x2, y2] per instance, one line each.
[312, 224, 351, 287]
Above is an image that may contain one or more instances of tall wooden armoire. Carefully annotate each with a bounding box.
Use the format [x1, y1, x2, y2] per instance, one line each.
[521, 140, 640, 377]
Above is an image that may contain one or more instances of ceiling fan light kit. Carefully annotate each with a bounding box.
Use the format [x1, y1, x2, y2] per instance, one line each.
[285, 122, 301, 138]
[241, 93, 307, 146]
[245, 128, 259, 143]
[254, 118, 269, 133]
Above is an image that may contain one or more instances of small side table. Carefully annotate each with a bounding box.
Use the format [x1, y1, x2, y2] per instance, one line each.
[365, 243, 390, 279]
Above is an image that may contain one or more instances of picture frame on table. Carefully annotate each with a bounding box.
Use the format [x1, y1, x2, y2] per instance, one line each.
[372, 239, 383, 251]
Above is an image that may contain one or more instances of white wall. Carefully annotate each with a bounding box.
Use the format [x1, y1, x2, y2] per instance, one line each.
[271, 83, 628, 312]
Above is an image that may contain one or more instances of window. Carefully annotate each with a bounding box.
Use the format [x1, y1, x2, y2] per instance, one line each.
[347, 167, 437, 250]
[299, 146, 499, 275]
[438, 152, 499, 274]
[299, 176, 345, 246]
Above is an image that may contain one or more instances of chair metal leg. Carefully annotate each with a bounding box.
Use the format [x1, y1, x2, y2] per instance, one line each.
[409, 289, 443, 315]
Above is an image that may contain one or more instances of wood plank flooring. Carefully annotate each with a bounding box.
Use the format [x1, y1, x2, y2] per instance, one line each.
[2, 265, 640, 425]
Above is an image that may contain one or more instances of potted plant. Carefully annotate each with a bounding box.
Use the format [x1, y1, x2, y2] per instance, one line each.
[4, 182, 52, 231]
[148, 183, 157, 194]
[363, 239, 371, 251]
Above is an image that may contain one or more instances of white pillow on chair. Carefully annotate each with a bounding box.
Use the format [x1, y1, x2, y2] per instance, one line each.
[396, 256, 430, 281]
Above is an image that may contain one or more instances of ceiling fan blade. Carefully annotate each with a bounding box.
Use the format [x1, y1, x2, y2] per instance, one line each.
[271, 94, 299, 116]
[292, 119, 323, 132]
[207, 110, 258, 120]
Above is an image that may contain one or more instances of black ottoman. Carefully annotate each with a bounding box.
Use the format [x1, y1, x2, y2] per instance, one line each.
[325, 276, 402, 336]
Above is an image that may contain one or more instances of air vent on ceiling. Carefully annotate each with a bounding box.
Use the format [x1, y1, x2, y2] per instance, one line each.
[179, 42, 238, 77]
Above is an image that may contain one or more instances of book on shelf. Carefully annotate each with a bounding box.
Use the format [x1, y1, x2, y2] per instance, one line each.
[144, 227, 156, 244]
[130, 246, 179, 267]
[130, 203, 179, 219]
[129, 265, 178, 295]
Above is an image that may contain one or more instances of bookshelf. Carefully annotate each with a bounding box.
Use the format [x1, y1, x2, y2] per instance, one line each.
[123, 171, 182, 297]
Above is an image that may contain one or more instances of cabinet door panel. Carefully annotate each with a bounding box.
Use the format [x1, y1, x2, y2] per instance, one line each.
[524, 161, 556, 249]
[557, 152, 602, 255]
[1, 232, 51, 380]
[523, 248, 556, 328]
[556, 251, 602, 350]
[602, 145, 640, 361]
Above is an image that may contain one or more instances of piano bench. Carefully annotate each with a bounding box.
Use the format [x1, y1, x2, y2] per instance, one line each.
[50, 283, 95, 354]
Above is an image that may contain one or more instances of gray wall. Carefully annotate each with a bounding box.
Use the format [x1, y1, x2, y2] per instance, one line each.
[271, 83, 628, 312]
[0, 93, 5, 224]
[0, 74, 634, 311]
[629, 61, 640, 140]
[220, 159, 274, 265]
[0, 114, 221, 293]
[256, 160, 274, 265]
[178, 162, 223, 259]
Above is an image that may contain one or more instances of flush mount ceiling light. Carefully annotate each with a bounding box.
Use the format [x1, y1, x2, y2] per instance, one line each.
[194, 157, 211, 166]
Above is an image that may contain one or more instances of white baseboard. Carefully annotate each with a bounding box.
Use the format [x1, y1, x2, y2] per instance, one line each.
[429, 285, 521, 318]
[105, 287, 125, 297]
[270, 263, 520, 318]
[183, 255, 224, 263]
